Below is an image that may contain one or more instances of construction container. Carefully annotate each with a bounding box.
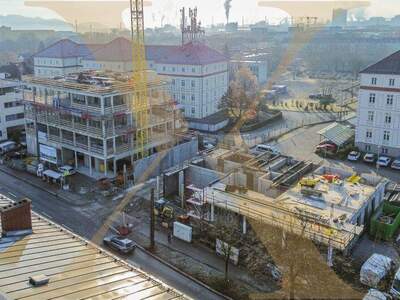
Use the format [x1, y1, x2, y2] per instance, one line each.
[370, 203, 400, 241]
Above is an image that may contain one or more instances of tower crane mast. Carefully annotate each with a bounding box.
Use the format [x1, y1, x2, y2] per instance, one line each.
[130, 0, 149, 158]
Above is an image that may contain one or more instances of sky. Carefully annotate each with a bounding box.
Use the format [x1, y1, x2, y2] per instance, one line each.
[0, 0, 400, 28]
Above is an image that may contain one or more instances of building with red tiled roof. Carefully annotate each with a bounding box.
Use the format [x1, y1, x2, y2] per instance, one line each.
[33, 37, 229, 126]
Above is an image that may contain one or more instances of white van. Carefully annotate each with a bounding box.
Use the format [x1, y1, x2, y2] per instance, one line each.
[0, 141, 16, 155]
[255, 144, 280, 155]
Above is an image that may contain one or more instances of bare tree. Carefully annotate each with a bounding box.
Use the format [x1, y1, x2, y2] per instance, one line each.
[219, 65, 259, 120]
[214, 216, 241, 282]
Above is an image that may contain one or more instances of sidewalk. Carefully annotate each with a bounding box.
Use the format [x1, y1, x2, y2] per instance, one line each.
[0, 164, 90, 206]
[126, 216, 276, 292]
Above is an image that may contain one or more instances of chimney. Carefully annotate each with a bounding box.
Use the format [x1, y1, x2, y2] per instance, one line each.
[1, 199, 32, 237]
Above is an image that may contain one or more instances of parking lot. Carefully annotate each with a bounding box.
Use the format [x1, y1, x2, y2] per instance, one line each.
[269, 122, 400, 183]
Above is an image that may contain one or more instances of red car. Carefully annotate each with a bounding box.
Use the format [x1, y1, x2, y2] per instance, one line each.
[316, 143, 337, 152]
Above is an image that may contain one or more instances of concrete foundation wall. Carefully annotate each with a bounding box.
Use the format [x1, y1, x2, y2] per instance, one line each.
[134, 138, 198, 183]
[186, 165, 225, 189]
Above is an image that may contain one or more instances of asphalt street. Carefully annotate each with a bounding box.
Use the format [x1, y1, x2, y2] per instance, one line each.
[0, 170, 225, 300]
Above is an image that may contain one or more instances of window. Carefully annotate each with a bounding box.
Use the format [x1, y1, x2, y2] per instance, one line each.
[369, 93, 376, 104]
[181, 94, 186, 100]
[191, 80, 195, 88]
[191, 107, 195, 114]
[383, 131, 390, 141]
[162, 66, 166, 72]
[4, 101, 22, 108]
[371, 77, 377, 85]
[172, 79, 175, 85]
[366, 130, 372, 138]
[365, 145, 371, 152]
[5, 113, 24, 122]
[385, 113, 392, 124]
[172, 67, 176, 72]
[181, 81, 185, 87]
[182, 67, 185, 72]
[192, 67, 195, 73]
[368, 111, 374, 122]
[382, 148, 388, 154]
[0, 131, 2, 137]
[191, 95, 195, 101]
[387, 95, 394, 105]
[389, 79, 395, 86]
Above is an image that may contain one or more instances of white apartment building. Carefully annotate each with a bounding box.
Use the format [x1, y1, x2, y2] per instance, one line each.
[33, 38, 229, 129]
[0, 80, 25, 141]
[230, 58, 268, 85]
[355, 51, 400, 157]
[34, 39, 101, 78]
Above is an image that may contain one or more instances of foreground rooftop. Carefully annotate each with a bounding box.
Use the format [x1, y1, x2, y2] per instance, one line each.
[0, 195, 188, 300]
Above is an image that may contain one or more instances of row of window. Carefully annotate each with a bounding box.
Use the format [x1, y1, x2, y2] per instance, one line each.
[4, 101, 23, 108]
[365, 129, 392, 141]
[5, 113, 24, 122]
[371, 77, 396, 87]
[172, 79, 196, 88]
[364, 144, 390, 154]
[161, 64, 225, 74]
[367, 111, 396, 124]
[368, 93, 394, 105]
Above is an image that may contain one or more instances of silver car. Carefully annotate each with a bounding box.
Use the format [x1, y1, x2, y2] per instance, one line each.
[103, 235, 136, 254]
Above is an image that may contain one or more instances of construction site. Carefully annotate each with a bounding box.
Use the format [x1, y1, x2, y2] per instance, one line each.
[160, 147, 387, 254]
[20, 69, 198, 180]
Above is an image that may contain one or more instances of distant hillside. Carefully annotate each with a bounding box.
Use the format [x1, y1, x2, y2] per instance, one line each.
[0, 15, 73, 31]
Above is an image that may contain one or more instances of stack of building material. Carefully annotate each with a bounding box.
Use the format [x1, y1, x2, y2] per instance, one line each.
[360, 254, 392, 288]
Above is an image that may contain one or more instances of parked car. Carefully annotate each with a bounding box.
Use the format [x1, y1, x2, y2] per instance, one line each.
[103, 235, 136, 254]
[255, 144, 280, 155]
[377, 156, 391, 167]
[316, 143, 337, 152]
[347, 151, 361, 161]
[363, 153, 377, 163]
[58, 165, 76, 176]
[391, 158, 400, 170]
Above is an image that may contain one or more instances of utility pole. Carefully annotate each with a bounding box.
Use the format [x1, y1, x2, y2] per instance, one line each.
[149, 188, 155, 251]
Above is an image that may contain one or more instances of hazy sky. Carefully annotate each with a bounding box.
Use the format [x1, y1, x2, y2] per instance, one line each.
[1, 0, 400, 28]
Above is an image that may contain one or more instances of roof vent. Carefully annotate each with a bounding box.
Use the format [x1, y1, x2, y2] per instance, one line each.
[29, 275, 49, 287]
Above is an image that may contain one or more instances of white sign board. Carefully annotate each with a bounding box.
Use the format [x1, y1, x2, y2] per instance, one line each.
[39, 144, 57, 164]
[173, 222, 192, 243]
[216, 239, 239, 265]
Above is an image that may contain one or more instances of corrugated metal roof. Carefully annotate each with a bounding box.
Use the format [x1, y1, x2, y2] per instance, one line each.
[0, 195, 189, 300]
[317, 122, 355, 147]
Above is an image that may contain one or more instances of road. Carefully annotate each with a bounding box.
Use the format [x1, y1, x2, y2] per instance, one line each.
[0, 170, 225, 300]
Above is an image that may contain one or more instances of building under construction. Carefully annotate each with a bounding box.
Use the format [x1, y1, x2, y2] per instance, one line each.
[167, 148, 387, 253]
[20, 70, 190, 179]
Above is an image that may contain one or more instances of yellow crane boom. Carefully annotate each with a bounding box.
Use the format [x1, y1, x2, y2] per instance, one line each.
[130, 0, 149, 158]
